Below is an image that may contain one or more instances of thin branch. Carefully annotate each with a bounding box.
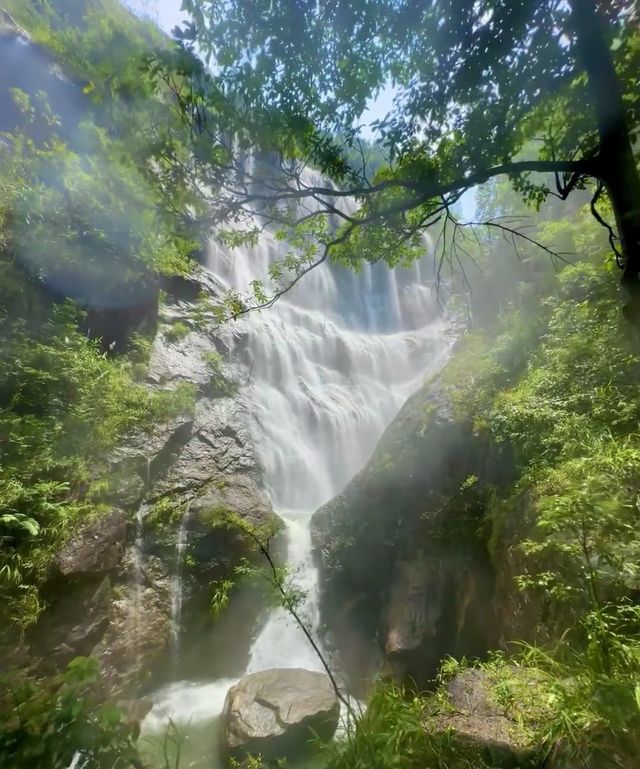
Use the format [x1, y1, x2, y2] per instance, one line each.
[459, 219, 573, 264]
[590, 181, 622, 267]
[228, 223, 357, 320]
[238, 524, 355, 719]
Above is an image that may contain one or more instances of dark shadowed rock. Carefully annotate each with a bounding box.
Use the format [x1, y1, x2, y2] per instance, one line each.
[311, 367, 500, 687]
[221, 668, 340, 761]
[29, 578, 112, 667]
[55, 510, 126, 577]
[546, 740, 640, 769]
[384, 556, 433, 679]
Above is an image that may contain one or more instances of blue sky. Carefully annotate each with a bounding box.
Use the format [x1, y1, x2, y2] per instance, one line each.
[123, 0, 186, 32]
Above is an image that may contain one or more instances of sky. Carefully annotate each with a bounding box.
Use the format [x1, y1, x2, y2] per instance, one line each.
[123, 0, 186, 32]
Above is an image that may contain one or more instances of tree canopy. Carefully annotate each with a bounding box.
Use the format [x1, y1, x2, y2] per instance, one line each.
[157, 0, 640, 315]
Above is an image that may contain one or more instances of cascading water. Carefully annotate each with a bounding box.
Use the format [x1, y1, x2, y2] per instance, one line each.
[142, 177, 450, 764]
[170, 501, 192, 660]
[131, 501, 149, 665]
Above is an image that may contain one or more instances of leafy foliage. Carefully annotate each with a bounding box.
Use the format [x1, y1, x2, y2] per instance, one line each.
[0, 657, 140, 769]
[0, 298, 196, 628]
[0, 0, 200, 630]
[147, 0, 640, 314]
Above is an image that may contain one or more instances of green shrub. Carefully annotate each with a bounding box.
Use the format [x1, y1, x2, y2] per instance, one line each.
[163, 320, 191, 343]
[0, 300, 196, 629]
[0, 657, 140, 769]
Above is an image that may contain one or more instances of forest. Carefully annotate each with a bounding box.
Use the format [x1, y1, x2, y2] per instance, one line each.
[0, 1, 639, 768]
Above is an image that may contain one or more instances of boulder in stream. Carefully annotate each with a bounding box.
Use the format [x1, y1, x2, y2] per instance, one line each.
[221, 668, 340, 761]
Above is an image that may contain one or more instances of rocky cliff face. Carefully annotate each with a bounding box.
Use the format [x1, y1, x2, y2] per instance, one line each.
[30, 269, 280, 697]
[311, 363, 515, 689]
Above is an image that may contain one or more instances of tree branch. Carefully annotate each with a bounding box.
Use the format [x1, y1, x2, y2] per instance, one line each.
[590, 181, 622, 267]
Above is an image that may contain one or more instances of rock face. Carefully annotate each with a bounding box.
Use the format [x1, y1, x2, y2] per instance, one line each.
[91, 555, 171, 697]
[311, 367, 502, 688]
[29, 267, 278, 696]
[221, 669, 340, 761]
[55, 510, 126, 577]
[30, 578, 113, 668]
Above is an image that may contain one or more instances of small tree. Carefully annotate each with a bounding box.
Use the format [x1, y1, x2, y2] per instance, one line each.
[209, 510, 355, 717]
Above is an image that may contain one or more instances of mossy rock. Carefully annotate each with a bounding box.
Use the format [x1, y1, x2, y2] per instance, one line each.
[424, 668, 544, 768]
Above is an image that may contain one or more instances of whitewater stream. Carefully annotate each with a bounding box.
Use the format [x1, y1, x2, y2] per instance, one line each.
[141, 189, 450, 766]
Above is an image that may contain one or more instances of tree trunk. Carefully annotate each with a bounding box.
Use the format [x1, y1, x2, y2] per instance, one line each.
[571, 0, 640, 316]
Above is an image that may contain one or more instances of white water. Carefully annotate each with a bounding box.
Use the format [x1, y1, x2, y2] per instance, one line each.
[170, 501, 192, 659]
[131, 501, 149, 669]
[142, 180, 450, 748]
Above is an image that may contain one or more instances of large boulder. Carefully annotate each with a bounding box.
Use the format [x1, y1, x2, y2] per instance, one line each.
[221, 668, 340, 762]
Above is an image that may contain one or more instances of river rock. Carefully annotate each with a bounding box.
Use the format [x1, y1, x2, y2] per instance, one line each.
[221, 668, 340, 761]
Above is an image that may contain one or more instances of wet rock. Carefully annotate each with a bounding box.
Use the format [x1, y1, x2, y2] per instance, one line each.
[221, 668, 340, 761]
[187, 473, 281, 582]
[154, 397, 258, 496]
[384, 556, 433, 680]
[92, 555, 171, 697]
[116, 698, 153, 734]
[108, 416, 194, 502]
[30, 578, 112, 667]
[425, 668, 539, 768]
[385, 556, 430, 657]
[190, 474, 275, 529]
[55, 510, 126, 577]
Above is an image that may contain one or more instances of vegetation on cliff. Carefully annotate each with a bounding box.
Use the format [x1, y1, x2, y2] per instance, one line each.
[0, 0, 199, 631]
[316, 185, 640, 766]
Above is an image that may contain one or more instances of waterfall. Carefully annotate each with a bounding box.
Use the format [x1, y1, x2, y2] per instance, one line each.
[210, 226, 448, 678]
[131, 501, 148, 663]
[142, 181, 450, 752]
[170, 502, 192, 661]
